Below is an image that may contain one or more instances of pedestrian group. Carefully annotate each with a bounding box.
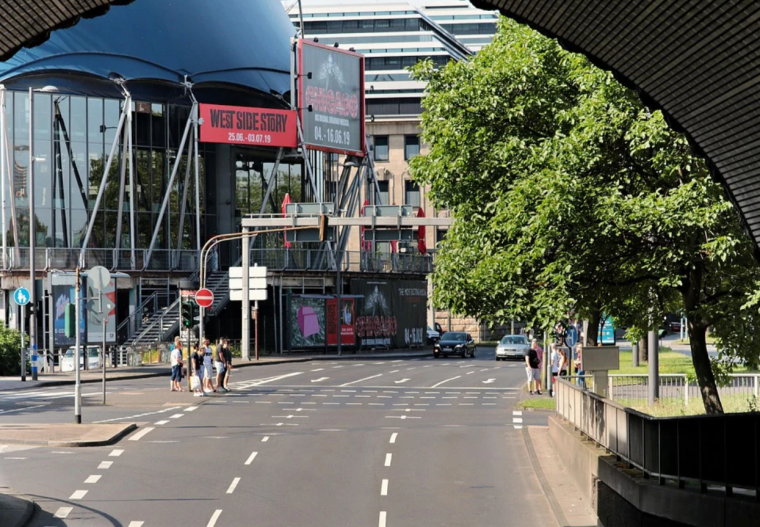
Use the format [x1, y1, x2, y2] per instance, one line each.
[170, 336, 233, 396]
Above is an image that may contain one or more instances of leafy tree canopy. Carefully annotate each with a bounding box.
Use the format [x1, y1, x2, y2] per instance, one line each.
[410, 18, 760, 414]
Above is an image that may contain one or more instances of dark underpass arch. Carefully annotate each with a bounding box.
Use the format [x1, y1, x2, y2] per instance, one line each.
[472, 0, 760, 259]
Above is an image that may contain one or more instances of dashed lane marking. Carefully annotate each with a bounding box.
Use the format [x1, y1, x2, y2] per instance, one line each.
[390, 433, 398, 444]
[245, 452, 258, 465]
[155, 420, 169, 425]
[70, 490, 87, 500]
[262, 436, 269, 442]
[340, 374, 383, 387]
[128, 427, 155, 441]
[94, 406, 181, 424]
[109, 449, 123, 457]
[379, 511, 387, 527]
[84, 475, 101, 484]
[381, 479, 389, 496]
[207, 509, 223, 527]
[185, 406, 198, 412]
[385, 453, 392, 466]
[226, 477, 241, 494]
[54, 507, 72, 519]
[128, 522, 144, 527]
[98, 461, 112, 469]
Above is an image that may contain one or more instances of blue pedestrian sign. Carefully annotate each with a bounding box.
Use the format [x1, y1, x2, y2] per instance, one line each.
[566, 325, 578, 347]
[13, 287, 30, 306]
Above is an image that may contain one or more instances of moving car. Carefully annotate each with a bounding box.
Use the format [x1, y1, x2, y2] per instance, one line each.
[61, 346, 101, 372]
[495, 335, 530, 361]
[427, 326, 440, 344]
[434, 332, 476, 359]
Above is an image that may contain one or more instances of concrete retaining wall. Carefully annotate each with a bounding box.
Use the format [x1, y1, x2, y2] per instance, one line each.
[548, 415, 760, 527]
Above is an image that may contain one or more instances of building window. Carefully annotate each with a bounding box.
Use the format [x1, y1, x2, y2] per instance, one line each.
[377, 180, 390, 205]
[405, 180, 420, 207]
[373, 136, 389, 161]
[404, 135, 420, 160]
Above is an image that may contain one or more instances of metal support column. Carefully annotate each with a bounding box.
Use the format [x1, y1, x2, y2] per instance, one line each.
[241, 227, 250, 361]
[0, 85, 5, 269]
[648, 328, 659, 404]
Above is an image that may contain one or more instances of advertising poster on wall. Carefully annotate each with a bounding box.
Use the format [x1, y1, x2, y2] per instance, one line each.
[350, 280, 427, 348]
[327, 298, 355, 346]
[52, 284, 85, 347]
[298, 39, 365, 156]
[199, 104, 297, 148]
[289, 296, 327, 348]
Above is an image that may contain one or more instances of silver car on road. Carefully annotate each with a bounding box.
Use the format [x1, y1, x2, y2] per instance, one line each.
[495, 335, 530, 361]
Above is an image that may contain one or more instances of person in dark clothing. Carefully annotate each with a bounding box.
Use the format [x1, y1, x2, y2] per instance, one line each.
[221, 338, 232, 391]
[191, 344, 205, 397]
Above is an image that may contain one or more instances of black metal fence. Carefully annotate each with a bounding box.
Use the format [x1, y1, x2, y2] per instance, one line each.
[555, 378, 760, 498]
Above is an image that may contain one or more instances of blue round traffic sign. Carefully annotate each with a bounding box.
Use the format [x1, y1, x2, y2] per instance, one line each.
[13, 287, 30, 306]
[566, 325, 579, 347]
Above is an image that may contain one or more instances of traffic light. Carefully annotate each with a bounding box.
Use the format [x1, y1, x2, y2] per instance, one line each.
[181, 300, 200, 328]
[64, 303, 76, 338]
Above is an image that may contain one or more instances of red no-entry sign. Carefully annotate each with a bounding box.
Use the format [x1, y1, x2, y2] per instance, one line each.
[195, 288, 214, 309]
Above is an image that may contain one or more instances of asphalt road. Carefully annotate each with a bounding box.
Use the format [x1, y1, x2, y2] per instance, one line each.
[0, 347, 556, 527]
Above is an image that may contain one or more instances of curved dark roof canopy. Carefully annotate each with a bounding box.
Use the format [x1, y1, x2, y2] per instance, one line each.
[0, 0, 294, 102]
[0, 0, 135, 61]
[472, 0, 760, 257]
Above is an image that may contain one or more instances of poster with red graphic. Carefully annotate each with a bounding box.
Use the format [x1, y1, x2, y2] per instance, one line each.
[327, 298, 355, 346]
[199, 104, 297, 148]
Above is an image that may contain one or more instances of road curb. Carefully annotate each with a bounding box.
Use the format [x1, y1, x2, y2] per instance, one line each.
[522, 427, 566, 527]
[0, 423, 137, 448]
[0, 488, 35, 527]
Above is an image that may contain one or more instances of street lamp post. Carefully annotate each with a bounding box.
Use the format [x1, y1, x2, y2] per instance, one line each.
[28, 85, 57, 381]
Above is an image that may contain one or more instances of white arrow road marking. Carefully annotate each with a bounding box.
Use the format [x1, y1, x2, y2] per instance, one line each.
[394, 379, 410, 384]
[483, 379, 496, 384]
[311, 377, 329, 383]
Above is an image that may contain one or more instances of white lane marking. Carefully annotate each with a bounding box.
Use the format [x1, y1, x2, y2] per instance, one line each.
[385, 415, 421, 420]
[482, 378, 496, 384]
[390, 433, 398, 444]
[385, 453, 392, 467]
[54, 507, 73, 518]
[128, 427, 155, 441]
[3, 457, 26, 460]
[394, 378, 410, 384]
[356, 395, 371, 398]
[346, 402, 363, 406]
[128, 522, 144, 527]
[379, 511, 387, 527]
[109, 449, 123, 457]
[340, 374, 383, 387]
[514, 425, 524, 429]
[155, 420, 169, 425]
[245, 452, 258, 465]
[369, 403, 384, 406]
[262, 436, 269, 442]
[255, 401, 272, 404]
[483, 403, 496, 405]
[236, 372, 304, 389]
[436, 404, 452, 406]
[70, 490, 88, 500]
[466, 371, 476, 375]
[333, 366, 344, 369]
[85, 475, 101, 484]
[94, 406, 182, 424]
[481, 369, 490, 372]
[513, 410, 523, 416]
[226, 477, 241, 494]
[0, 404, 47, 414]
[431, 376, 461, 388]
[391, 360, 402, 363]
[98, 461, 113, 469]
[388, 370, 400, 374]
[185, 406, 198, 412]
[311, 368, 325, 372]
[513, 417, 523, 423]
[311, 377, 329, 383]
[381, 479, 389, 496]
[207, 509, 223, 527]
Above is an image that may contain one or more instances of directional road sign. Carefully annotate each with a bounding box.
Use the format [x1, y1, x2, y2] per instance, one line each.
[13, 287, 30, 306]
[195, 288, 214, 309]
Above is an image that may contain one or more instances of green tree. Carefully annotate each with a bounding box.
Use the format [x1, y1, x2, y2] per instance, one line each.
[0, 323, 24, 376]
[410, 18, 760, 414]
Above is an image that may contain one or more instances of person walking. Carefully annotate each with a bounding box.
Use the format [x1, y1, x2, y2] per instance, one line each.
[574, 343, 586, 388]
[215, 339, 228, 393]
[558, 347, 568, 376]
[191, 344, 205, 397]
[220, 338, 232, 391]
[549, 343, 560, 397]
[202, 339, 216, 393]
[525, 339, 542, 395]
[170, 341, 183, 392]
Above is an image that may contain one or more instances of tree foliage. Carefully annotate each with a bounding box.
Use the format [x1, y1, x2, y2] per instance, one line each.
[410, 19, 760, 414]
[0, 323, 24, 376]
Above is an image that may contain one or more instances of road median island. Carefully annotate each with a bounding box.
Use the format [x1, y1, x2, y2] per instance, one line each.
[0, 422, 136, 447]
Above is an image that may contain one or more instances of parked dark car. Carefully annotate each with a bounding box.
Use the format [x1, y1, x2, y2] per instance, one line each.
[434, 332, 476, 359]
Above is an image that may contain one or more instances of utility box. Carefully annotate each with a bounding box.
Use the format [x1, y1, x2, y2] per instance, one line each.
[582, 346, 619, 398]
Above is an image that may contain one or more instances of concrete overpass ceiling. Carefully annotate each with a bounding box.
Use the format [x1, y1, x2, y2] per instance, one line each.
[471, 0, 760, 255]
[0, 1, 135, 62]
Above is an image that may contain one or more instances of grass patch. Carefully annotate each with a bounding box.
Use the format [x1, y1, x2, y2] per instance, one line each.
[517, 398, 556, 410]
[611, 348, 694, 375]
[622, 394, 758, 417]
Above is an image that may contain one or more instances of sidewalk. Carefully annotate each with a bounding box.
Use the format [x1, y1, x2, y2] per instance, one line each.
[524, 425, 598, 527]
[0, 349, 432, 391]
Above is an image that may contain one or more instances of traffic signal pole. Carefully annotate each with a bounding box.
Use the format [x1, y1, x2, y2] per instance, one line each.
[74, 267, 82, 424]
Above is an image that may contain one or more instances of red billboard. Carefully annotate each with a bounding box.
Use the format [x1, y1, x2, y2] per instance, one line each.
[199, 104, 297, 148]
[327, 297, 356, 346]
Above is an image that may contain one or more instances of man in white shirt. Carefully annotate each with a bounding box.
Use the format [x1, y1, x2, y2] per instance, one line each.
[170, 343, 183, 392]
